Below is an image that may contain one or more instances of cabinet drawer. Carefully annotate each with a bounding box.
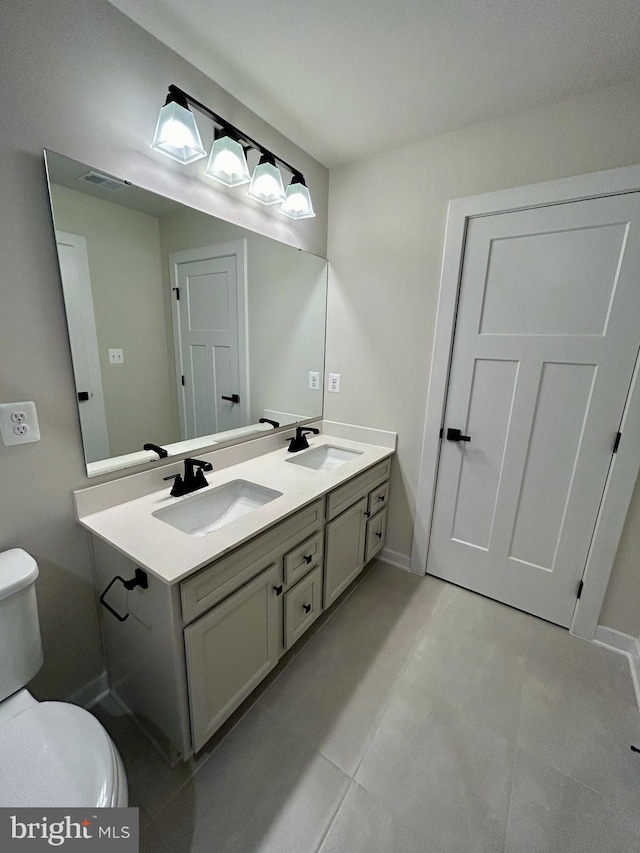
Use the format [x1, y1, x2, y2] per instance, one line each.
[181, 499, 324, 623]
[283, 565, 323, 650]
[365, 506, 387, 563]
[368, 481, 389, 516]
[284, 531, 324, 586]
[326, 459, 391, 521]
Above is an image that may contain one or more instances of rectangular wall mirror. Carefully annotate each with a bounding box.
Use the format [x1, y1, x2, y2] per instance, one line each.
[44, 151, 327, 477]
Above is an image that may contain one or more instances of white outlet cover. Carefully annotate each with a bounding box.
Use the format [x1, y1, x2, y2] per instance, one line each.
[328, 373, 341, 393]
[0, 401, 41, 446]
[308, 371, 320, 391]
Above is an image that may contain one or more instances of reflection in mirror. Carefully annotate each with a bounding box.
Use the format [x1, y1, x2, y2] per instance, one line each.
[44, 152, 327, 477]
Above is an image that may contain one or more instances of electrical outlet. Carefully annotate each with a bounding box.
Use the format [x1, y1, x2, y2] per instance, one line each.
[308, 371, 320, 391]
[328, 373, 341, 393]
[109, 348, 124, 364]
[0, 401, 41, 446]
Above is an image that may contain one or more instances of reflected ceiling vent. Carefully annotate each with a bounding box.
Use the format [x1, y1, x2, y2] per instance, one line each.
[77, 171, 127, 192]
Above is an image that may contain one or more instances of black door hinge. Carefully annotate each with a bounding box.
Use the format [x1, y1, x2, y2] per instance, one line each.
[613, 431, 622, 453]
[577, 580, 584, 599]
[181, 375, 185, 386]
[173, 287, 180, 300]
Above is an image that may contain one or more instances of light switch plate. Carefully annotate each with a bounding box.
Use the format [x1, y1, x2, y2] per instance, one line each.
[109, 348, 124, 364]
[0, 401, 41, 446]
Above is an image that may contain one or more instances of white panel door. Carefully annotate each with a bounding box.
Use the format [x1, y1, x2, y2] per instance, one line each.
[428, 193, 640, 627]
[55, 230, 110, 463]
[176, 255, 242, 439]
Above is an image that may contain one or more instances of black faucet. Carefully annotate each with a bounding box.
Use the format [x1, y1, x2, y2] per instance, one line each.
[287, 426, 320, 453]
[143, 442, 168, 459]
[163, 457, 213, 497]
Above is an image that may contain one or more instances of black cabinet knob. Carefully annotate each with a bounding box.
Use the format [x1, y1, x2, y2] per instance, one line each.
[303, 554, 313, 564]
[303, 602, 312, 614]
[273, 584, 283, 596]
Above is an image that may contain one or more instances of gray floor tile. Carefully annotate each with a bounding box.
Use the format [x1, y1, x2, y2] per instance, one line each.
[505, 748, 640, 853]
[319, 781, 445, 853]
[141, 703, 349, 853]
[526, 619, 636, 706]
[402, 622, 526, 740]
[354, 560, 449, 617]
[258, 630, 399, 775]
[92, 696, 199, 819]
[428, 581, 533, 656]
[355, 680, 513, 853]
[518, 664, 640, 813]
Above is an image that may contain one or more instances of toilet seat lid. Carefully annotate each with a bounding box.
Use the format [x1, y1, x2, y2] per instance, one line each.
[0, 701, 121, 807]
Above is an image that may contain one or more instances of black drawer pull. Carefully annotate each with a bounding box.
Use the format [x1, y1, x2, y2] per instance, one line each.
[377, 494, 385, 502]
[364, 510, 371, 518]
[273, 584, 283, 596]
[375, 532, 383, 539]
[303, 602, 312, 614]
[303, 554, 313, 564]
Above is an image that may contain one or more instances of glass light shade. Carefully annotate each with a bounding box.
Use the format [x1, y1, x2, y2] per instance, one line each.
[247, 160, 286, 205]
[150, 101, 207, 164]
[280, 181, 315, 219]
[204, 136, 251, 186]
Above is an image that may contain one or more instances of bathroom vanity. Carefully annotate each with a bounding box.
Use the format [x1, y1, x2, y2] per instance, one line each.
[76, 430, 394, 762]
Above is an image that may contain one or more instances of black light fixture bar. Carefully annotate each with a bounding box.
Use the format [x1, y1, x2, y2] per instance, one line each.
[168, 84, 303, 181]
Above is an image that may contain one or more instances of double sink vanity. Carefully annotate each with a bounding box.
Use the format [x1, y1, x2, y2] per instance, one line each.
[75, 426, 395, 762]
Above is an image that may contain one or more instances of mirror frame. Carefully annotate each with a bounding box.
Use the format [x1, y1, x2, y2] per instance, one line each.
[43, 149, 328, 478]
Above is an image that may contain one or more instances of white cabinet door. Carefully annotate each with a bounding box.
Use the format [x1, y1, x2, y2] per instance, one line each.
[324, 497, 367, 608]
[428, 193, 640, 627]
[185, 563, 280, 752]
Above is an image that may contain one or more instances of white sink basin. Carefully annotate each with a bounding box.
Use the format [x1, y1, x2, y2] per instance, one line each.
[153, 480, 282, 537]
[286, 445, 363, 472]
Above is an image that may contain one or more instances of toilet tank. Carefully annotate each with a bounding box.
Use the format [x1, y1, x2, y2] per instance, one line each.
[0, 549, 44, 702]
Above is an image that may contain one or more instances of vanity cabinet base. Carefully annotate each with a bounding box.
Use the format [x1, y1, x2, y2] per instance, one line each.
[91, 460, 391, 762]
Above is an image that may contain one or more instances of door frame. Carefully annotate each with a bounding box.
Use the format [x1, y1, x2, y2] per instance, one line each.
[55, 229, 110, 462]
[410, 164, 640, 640]
[168, 240, 250, 438]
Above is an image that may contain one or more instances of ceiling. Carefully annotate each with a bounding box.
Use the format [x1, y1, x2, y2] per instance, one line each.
[108, 0, 640, 167]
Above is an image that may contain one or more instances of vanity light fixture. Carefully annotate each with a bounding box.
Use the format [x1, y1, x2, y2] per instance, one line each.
[204, 128, 251, 187]
[281, 174, 315, 219]
[247, 153, 286, 205]
[152, 85, 314, 218]
[150, 89, 207, 165]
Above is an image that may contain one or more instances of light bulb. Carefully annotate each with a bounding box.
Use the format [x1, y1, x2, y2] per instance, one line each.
[163, 118, 196, 150]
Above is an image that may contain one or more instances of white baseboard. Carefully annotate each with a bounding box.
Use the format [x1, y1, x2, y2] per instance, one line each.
[65, 670, 110, 709]
[593, 626, 640, 711]
[378, 548, 414, 573]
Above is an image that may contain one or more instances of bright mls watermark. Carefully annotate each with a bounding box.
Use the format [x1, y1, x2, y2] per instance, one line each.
[0, 809, 138, 851]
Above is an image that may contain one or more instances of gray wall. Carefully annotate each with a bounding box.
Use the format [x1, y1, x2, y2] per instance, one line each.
[0, 0, 328, 700]
[325, 76, 640, 634]
[50, 184, 178, 458]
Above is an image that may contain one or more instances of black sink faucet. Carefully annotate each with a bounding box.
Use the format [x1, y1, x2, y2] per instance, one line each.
[287, 426, 320, 453]
[163, 457, 213, 497]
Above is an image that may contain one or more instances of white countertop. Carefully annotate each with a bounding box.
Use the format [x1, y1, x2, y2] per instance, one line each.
[78, 435, 394, 585]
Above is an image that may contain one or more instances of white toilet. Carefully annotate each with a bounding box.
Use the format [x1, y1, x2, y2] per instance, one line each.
[0, 549, 128, 807]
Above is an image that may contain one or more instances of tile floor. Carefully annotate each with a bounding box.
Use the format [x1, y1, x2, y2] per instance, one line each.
[93, 560, 640, 852]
